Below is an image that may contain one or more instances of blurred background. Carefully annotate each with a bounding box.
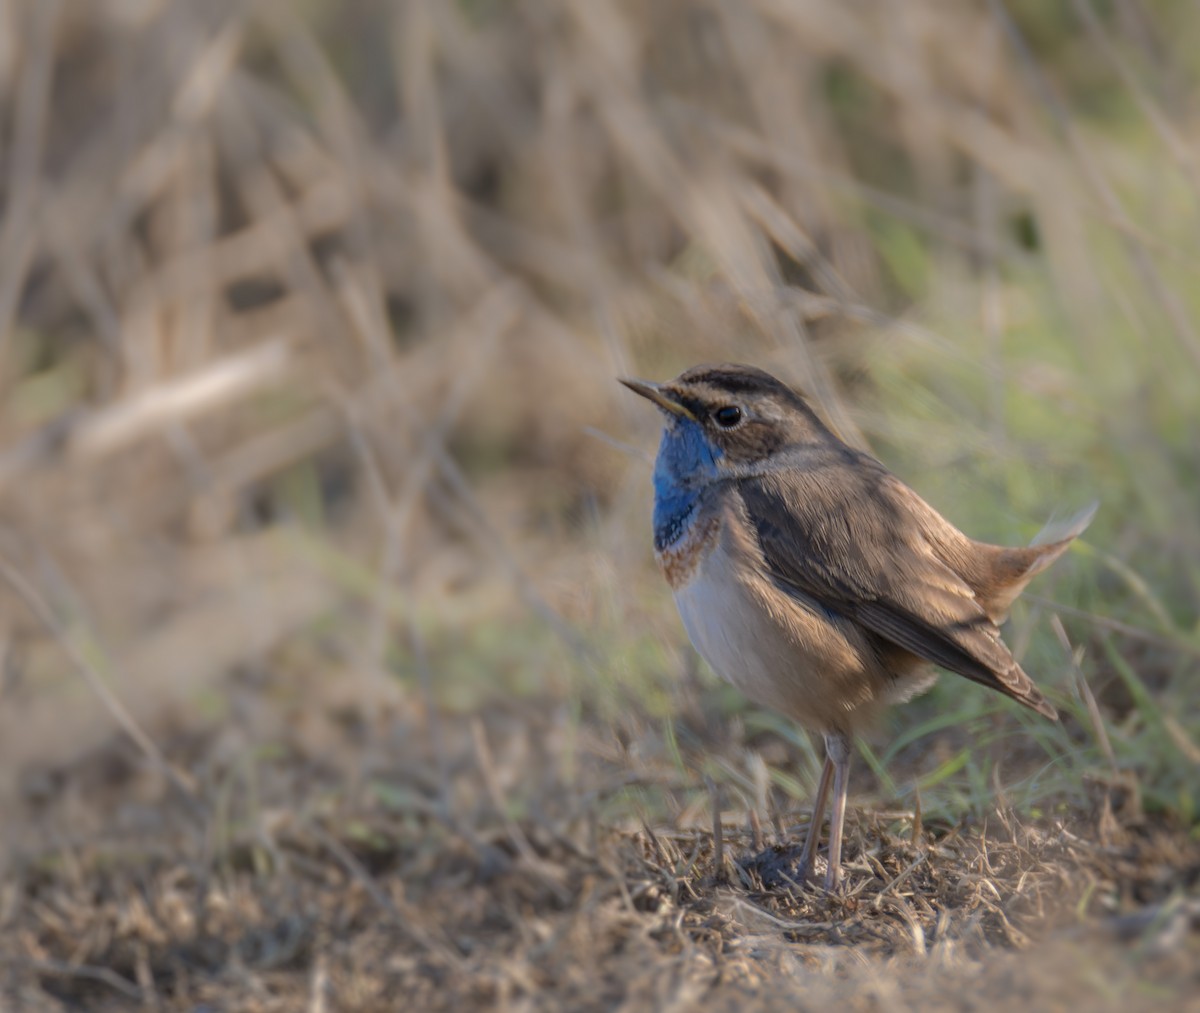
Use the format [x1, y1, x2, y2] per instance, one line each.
[0, 0, 1198, 1004]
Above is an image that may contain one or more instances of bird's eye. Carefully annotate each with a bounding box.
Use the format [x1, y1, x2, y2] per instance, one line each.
[713, 405, 743, 428]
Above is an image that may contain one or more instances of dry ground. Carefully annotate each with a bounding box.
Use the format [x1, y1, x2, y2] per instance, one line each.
[2, 695, 1198, 1010]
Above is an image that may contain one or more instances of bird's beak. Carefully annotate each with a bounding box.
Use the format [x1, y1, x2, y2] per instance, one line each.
[618, 377, 697, 421]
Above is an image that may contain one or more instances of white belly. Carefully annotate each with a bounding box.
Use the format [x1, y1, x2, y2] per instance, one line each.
[671, 538, 894, 734]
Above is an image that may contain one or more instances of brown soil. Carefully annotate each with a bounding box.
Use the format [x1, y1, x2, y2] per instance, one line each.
[3, 708, 1197, 1012]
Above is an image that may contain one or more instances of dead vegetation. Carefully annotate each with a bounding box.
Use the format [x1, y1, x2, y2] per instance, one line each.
[3, 700, 1198, 1010]
[1, 0, 1198, 1009]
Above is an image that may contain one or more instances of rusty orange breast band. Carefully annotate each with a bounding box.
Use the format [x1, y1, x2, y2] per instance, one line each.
[655, 513, 722, 590]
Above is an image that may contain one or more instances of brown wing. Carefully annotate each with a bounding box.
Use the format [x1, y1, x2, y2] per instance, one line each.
[738, 458, 1058, 719]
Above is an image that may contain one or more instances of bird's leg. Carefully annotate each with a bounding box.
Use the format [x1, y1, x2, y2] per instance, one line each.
[823, 732, 853, 893]
[792, 753, 834, 884]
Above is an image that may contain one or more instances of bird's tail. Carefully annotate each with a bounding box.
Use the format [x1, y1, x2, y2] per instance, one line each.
[1029, 501, 1100, 551]
[983, 501, 1098, 622]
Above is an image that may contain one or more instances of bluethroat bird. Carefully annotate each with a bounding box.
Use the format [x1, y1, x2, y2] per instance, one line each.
[620, 363, 1095, 892]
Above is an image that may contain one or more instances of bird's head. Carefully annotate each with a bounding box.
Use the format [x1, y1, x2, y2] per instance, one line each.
[619, 363, 835, 487]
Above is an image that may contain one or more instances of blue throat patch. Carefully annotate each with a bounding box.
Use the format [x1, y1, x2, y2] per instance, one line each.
[651, 419, 720, 551]
[653, 487, 699, 551]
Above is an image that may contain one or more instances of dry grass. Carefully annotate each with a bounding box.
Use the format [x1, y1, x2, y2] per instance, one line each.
[4, 698, 1198, 1010]
[0, 0, 1198, 1008]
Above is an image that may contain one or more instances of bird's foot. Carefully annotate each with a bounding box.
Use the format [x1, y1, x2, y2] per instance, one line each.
[740, 843, 818, 890]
